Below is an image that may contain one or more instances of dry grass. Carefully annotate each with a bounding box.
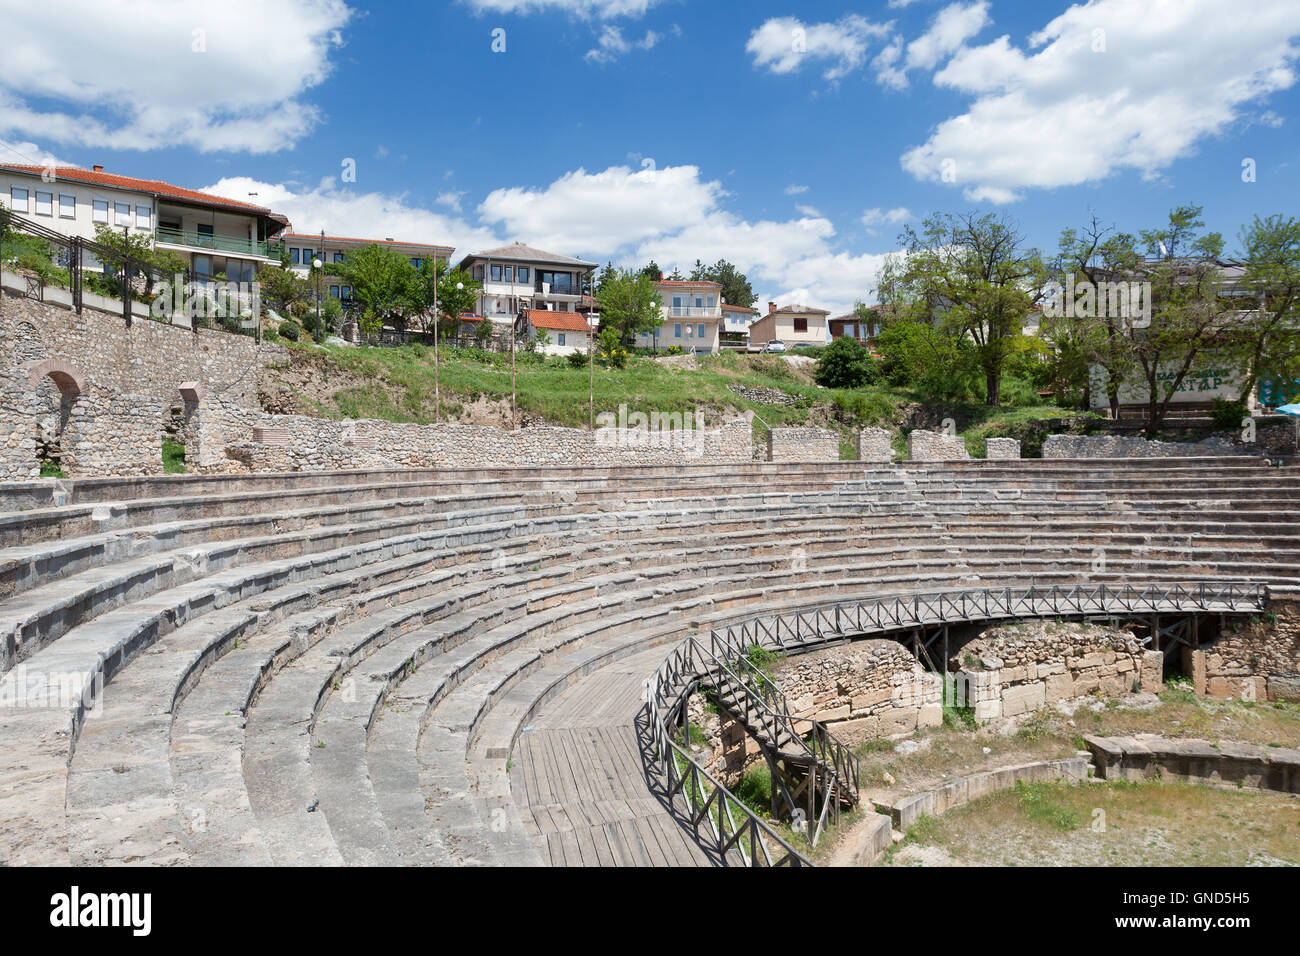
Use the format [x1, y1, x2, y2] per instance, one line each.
[885, 779, 1300, 867]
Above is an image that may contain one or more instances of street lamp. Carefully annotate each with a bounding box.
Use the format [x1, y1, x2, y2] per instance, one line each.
[312, 256, 323, 344]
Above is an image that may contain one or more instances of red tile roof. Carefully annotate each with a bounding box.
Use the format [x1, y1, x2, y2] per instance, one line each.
[0, 164, 283, 218]
[658, 279, 722, 289]
[281, 233, 453, 252]
[721, 303, 758, 313]
[524, 309, 591, 332]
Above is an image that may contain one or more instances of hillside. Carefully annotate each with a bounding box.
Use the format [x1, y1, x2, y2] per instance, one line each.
[259, 341, 1091, 459]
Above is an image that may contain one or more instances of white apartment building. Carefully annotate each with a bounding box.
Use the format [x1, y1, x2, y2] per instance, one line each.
[456, 243, 598, 333]
[634, 279, 723, 354]
[279, 232, 455, 306]
[0, 164, 288, 282]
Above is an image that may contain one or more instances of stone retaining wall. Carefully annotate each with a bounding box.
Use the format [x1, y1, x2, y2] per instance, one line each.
[767, 426, 839, 462]
[907, 429, 969, 461]
[856, 427, 892, 463]
[881, 757, 1091, 830]
[949, 622, 1162, 721]
[1183, 599, 1300, 702]
[201, 401, 756, 472]
[770, 639, 943, 744]
[1043, 434, 1251, 459]
[984, 437, 1021, 460]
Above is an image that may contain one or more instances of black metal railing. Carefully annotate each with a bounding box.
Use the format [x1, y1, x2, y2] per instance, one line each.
[645, 580, 1267, 868]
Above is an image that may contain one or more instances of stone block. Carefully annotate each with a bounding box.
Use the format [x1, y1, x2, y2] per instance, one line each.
[1001, 682, 1045, 718]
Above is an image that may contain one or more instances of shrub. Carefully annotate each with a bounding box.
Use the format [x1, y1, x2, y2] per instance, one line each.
[1211, 397, 1249, 431]
[278, 319, 301, 341]
[566, 350, 588, 369]
[814, 337, 880, 389]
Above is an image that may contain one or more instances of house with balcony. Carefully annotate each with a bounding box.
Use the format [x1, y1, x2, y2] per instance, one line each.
[456, 242, 598, 335]
[0, 164, 288, 283]
[748, 302, 832, 349]
[634, 279, 723, 354]
[277, 232, 455, 308]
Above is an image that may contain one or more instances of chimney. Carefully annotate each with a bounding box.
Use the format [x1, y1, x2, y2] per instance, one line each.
[93, 165, 104, 173]
[768, 301, 777, 315]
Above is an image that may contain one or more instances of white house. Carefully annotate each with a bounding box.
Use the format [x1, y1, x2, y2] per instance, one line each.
[634, 279, 723, 354]
[720, 302, 758, 348]
[747, 302, 832, 348]
[519, 309, 593, 356]
[456, 243, 598, 335]
[0, 163, 288, 283]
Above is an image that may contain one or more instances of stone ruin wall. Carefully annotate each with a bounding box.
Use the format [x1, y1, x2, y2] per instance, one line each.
[1183, 598, 1300, 703]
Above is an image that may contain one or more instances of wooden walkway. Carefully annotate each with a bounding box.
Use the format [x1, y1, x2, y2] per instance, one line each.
[509, 649, 716, 867]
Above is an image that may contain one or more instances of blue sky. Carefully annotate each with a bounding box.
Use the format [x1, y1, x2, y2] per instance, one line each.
[2, 0, 1299, 312]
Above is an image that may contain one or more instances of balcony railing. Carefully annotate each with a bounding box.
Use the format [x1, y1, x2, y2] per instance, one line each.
[667, 307, 721, 318]
[156, 226, 277, 259]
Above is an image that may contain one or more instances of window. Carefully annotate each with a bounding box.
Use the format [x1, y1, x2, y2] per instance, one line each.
[705, 295, 715, 309]
[674, 324, 682, 338]
[558, 333, 566, 346]
[289, 247, 300, 264]
[9, 187, 28, 213]
[694, 295, 704, 309]
[35, 191, 53, 216]
[330, 285, 340, 298]
[697, 324, 705, 338]
[342, 285, 352, 299]
[59, 194, 75, 218]
[490, 264, 503, 282]
[92, 198, 108, 223]
[794, 317, 808, 333]
[114, 202, 132, 226]
[333, 252, 345, 263]
[517, 267, 529, 283]
[301, 247, 313, 265]
[672, 295, 684, 315]
[193, 255, 212, 280]
[411, 257, 422, 269]
[135, 205, 151, 228]
[473, 265, 484, 281]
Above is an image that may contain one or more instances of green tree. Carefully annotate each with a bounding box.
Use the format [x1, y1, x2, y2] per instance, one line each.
[640, 260, 663, 282]
[886, 212, 1045, 405]
[1228, 214, 1300, 403]
[257, 265, 310, 319]
[328, 242, 414, 337]
[813, 336, 879, 389]
[689, 258, 756, 309]
[435, 265, 481, 339]
[594, 268, 664, 341]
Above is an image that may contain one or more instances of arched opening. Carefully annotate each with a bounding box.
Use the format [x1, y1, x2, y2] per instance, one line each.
[163, 382, 203, 474]
[21, 359, 86, 478]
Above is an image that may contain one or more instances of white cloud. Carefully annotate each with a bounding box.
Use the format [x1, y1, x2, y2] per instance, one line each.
[585, 26, 661, 64]
[795, 204, 822, 217]
[861, 207, 912, 233]
[785, 184, 810, 195]
[747, 15, 892, 82]
[0, 138, 68, 168]
[436, 191, 467, 214]
[874, 0, 990, 88]
[0, 0, 352, 154]
[460, 0, 658, 17]
[902, 0, 1300, 202]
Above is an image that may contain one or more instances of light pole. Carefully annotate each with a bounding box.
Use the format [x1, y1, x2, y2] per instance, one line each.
[312, 256, 323, 343]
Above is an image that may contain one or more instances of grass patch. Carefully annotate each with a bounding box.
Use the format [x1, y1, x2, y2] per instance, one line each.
[161, 440, 186, 474]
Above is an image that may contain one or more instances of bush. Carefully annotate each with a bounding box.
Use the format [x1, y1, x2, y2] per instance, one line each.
[1211, 397, 1250, 430]
[813, 337, 880, 389]
[566, 350, 588, 369]
[278, 319, 301, 342]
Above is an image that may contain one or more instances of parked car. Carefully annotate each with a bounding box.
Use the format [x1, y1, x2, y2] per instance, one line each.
[763, 340, 787, 353]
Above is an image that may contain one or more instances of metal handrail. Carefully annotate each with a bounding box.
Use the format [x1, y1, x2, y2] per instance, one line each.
[645, 580, 1266, 867]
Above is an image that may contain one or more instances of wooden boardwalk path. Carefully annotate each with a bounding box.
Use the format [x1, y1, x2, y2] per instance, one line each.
[509, 649, 716, 867]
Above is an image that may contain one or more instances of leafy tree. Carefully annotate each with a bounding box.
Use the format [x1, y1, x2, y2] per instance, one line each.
[328, 242, 413, 336]
[1227, 214, 1300, 403]
[594, 268, 663, 341]
[1128, 205, 1232, 433]
[435, 265, 481, 338]
[640, 260, 663, 282]
[257, 265, 310, 319]
[813, 336, 879, 389]
[885, 212, 1045, 405]
[689, 258, 756, 309]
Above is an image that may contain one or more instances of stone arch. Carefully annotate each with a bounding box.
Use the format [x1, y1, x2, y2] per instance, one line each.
[20, 359, 87, 476]
[162, 381, 204, 473]
[21, 358, 86, 397]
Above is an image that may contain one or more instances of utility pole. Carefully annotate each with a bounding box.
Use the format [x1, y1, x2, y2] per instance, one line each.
[432, 259, 439, 422]
[589, 314, 595, 430]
